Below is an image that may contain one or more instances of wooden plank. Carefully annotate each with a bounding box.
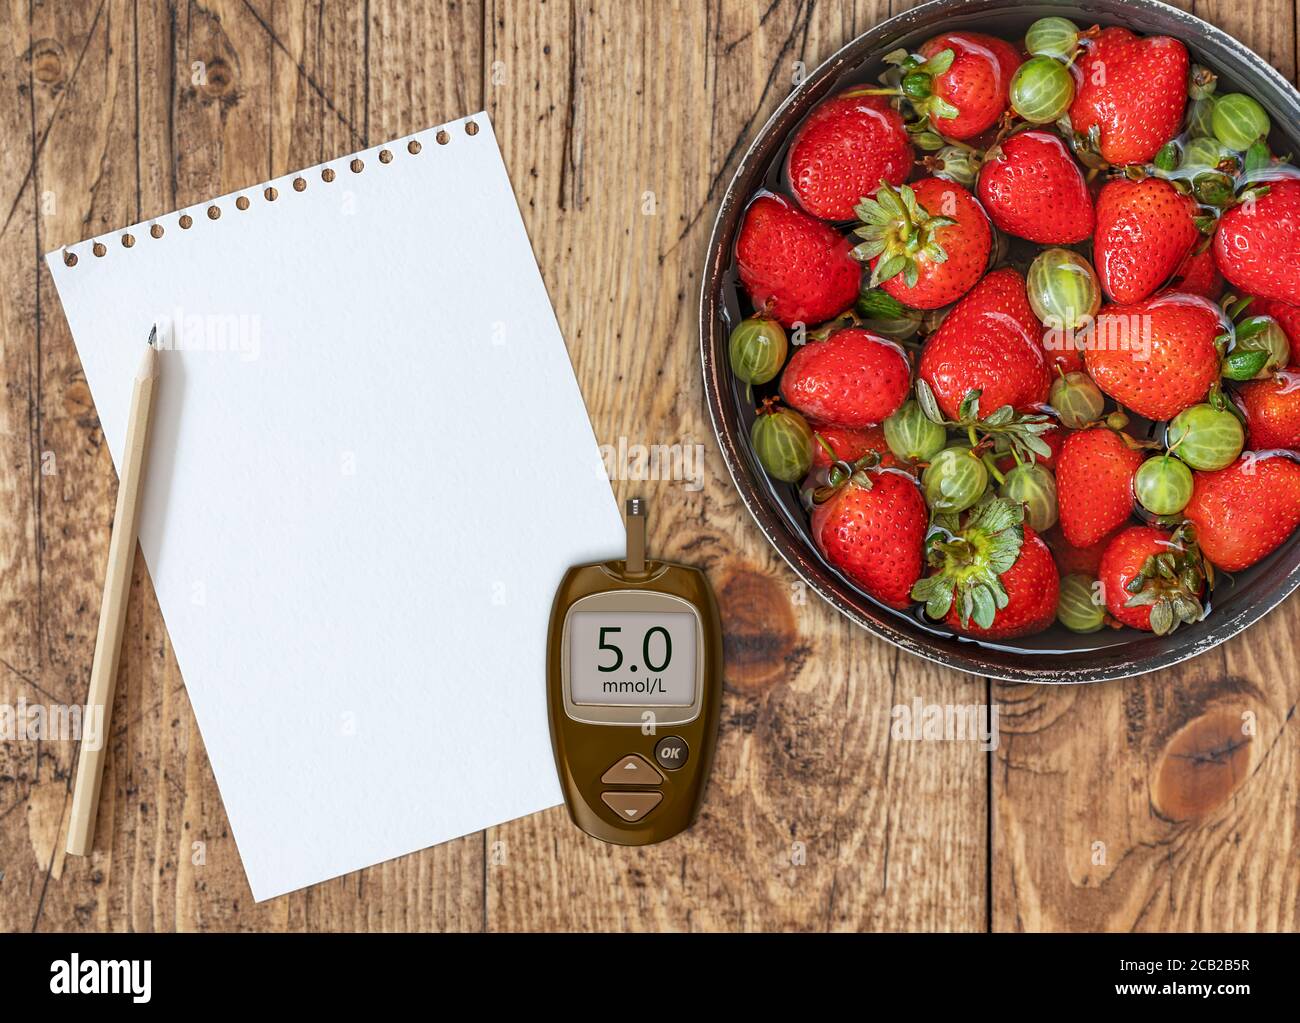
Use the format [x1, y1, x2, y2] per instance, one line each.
[19, 0, 143, 934]
[483, 0, 985, 931]
[0, 0, 45, 934]
[991, 0, 1300, 932]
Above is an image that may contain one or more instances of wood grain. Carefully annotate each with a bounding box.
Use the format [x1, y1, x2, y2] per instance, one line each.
[0, 0, 1294, 932]
[991, 0, 1300, 934]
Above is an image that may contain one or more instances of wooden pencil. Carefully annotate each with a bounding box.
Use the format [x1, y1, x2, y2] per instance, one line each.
[66, 330, 161, 856]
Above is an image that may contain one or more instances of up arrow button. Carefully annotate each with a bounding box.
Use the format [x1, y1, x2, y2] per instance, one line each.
[600, 754, 664, 785]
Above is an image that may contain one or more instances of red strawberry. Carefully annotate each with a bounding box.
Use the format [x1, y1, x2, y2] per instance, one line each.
[1237, 369, 1300, 451]
[1046, 525, 1117, 577]
[977, 130, 1093, 244]
[1183, 453, 1300, 571]
[1039, 319, 1087, 374]
[1069, 28, 1189, 165]
[786, 91, 914, 221]
[915, 33, 1022, 141]
[736, 193, 860, 327]
[811, 466, 927, 609]
[947, 528, 1057, 638]
[1169, 247, 1224, 301]
[781, 327, 911, 428]
[1056, 427, 1144, 548]
[1214, 178, 1300, 303]
[854, 177, 991, 310]
[810, 424, 901, 470]
[911, 499, 1057, 638]
[1084, 293, 1222, 421]
[919, 268, 1050, 419]
[1099, 525, 1206, 634]
[1093, 178, 1200, 304]
[1245, 296, 1300, 361]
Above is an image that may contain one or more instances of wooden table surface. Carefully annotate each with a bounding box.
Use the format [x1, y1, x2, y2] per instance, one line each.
[2, 0, 1297, 933]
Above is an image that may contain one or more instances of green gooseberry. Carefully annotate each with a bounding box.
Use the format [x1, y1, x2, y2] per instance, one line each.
[1193, 170, 1235, 206]
[884, 399, 947, 463]
[1025, 16, 1080, 61]
[932, 145, 980, 188]
[1188, 97, 1217, 138]
[922, 446, 989, 514]
[1028, 248, 1101, 335]
[1057, 573, 1105, 633]
[1167, 403, 1245, 471]
[1010, 56, 1075, 124]
[1233, 315, 1291, 378]
[729, 315, 788, 387]
[1153, 141, 1181, 173]
[1182, 135, 1229, 170]
[1134, 455, 1194, 516]
[999, 462, 1058, 532]
[1212, 93, 1271, 151]
[856, 288, 924, 340]
[751, 406, 813, 483]
[1048, 371, 1106, 430]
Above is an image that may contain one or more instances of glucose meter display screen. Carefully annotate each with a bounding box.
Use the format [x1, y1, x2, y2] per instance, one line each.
[569, 611, 697, 706]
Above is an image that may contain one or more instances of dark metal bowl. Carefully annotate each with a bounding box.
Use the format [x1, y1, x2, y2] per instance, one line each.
[700, 0, 1300, 683]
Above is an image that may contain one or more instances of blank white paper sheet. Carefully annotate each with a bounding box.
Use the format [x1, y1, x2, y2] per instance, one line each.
[47, 113, 623, 901]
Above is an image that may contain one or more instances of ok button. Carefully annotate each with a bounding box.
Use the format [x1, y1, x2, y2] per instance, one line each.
[654, 735, 688, 771]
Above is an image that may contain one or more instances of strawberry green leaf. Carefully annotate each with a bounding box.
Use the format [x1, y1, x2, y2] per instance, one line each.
[854, 198, 892, 226]
[1121, 534, 1207, 635]
[919, 48, 955, 76]
[970, 585, 997, 629]
[1233, 315, 1271, 343]
[1192, 214, 1218, 236]
[925, 590, 953, 621]
[1150, 601, 1175, 636]
[916, 378, 946, 425]
[1244, 140, 1272, 176]
[1172, 594, 1202, 623]
[853, 181, 959, 298]
[1021, 433, 1053, 459]
[852, 239, 888, 262]
[929, 511, 961, 535]
[927, 97, 960, 121]
[983, 405, 1015, 427]
[1222, 349, 1270, 380]
[899, 184, 921, 217]
[877, 185, 905, 219]
[873, 253, 908, 286]
[967, 496, 1023, 538]
[915, 498, 1025, 629]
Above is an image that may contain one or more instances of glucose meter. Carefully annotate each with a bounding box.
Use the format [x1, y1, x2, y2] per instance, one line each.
[546, 498, 722, 844]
